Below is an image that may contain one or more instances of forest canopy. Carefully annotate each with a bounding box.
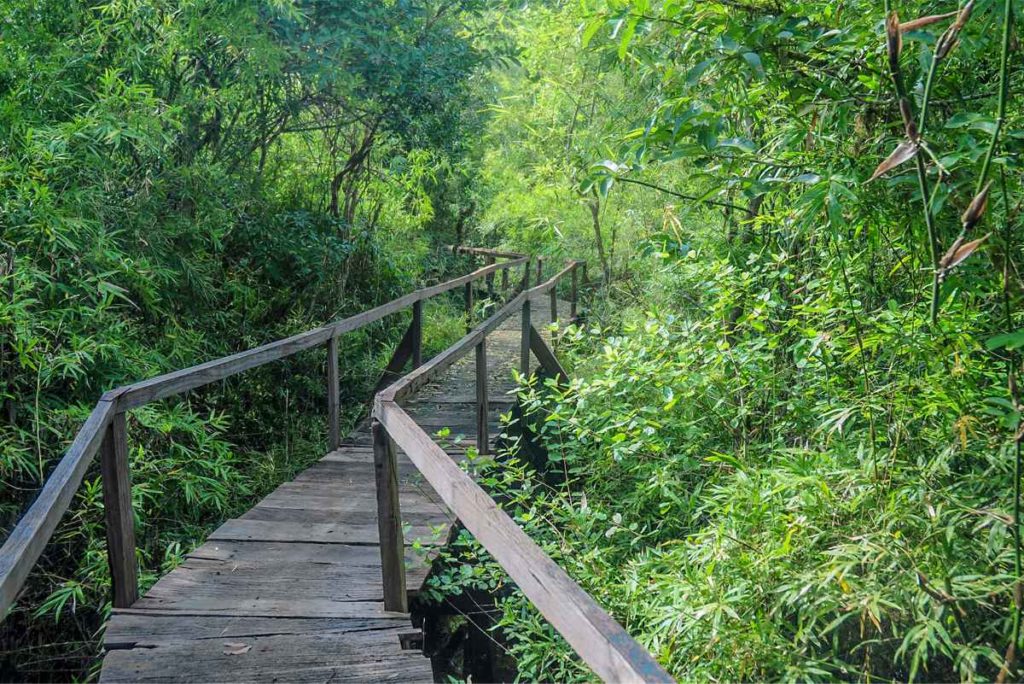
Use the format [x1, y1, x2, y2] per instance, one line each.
[2, 0, 1024, 681]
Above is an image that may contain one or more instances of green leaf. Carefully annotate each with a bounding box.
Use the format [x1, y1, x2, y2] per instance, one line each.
[986, 329, 1024, 351]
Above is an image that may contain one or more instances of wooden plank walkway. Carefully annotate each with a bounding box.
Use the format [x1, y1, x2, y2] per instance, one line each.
[99, 292, 566, 683]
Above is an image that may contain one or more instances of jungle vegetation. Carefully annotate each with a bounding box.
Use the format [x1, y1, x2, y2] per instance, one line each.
[2, 0, 1024, 682]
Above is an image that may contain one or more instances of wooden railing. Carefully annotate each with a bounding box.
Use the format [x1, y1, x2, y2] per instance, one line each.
[372, 255, 672, 683]
[0, 246, 671, 683]
[0, 254, 527, 615]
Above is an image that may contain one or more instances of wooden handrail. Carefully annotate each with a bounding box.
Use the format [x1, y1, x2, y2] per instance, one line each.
[452, 245, 524, 260]
[371, 260, 670, 683]
[0, 255, 527, 618]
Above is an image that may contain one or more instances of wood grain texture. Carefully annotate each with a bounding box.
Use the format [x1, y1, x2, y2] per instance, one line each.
[100, 411, 138, 608]
[0, 259, 529, 625]
[372, 420, 408, 613]
[475, 340, 489, 455]
[92, 270, 651, 684]
[521, 298, 532, 377]
[376, 402, 672, 684]
[0, 398, 115, 615]
[327, 336, 340, 450]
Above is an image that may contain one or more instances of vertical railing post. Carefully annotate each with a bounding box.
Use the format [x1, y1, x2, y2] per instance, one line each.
[550, 287, 558, 327]
[582, 261, 589, 288]
[476, 339, 489, 455]
[411, 300, 423, 369]
[372, 418, 407, 612]
[100, 411, 138, 608]
[464, 282, 474, 333]
[536, 258, 543, 284]
[501, 266, 509, 294]
[486, 256, 496, 301]
[327, 335, 340, 450]
[571, 263, 578, 320]
[520, 298, 531, 378]
[522, 259, 531, 292]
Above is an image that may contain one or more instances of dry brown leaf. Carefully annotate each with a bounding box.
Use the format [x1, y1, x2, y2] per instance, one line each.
[223, 642, 252, 656]
[867, 140, 918, 182]
[939, 233, 990, 273]
[961, 181, 992, 231]
[900, 11, 958, 32]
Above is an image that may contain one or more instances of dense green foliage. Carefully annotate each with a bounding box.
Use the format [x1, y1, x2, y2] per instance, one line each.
[425, 0, 1024, 681]
[0, 0, 484, 678]
[3, 0, 1023, 681]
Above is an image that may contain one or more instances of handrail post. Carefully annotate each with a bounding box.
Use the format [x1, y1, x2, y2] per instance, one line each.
[536, 258, 543, 284]
[571, 263, 578, 320]
[486, 256, 496, 301]
[464, 282, 473, 334]
[411, 300, 423, 369]
[520, 298, 531, 378]
[522, 259, 531, 291]
[500, 266, 509, 293]
[475, 339, 489, 455]
[549, 287, 558, 328]
[372, 418, 407, 612]
[100, 411, 138, 608]
[327, 335, 340, 450]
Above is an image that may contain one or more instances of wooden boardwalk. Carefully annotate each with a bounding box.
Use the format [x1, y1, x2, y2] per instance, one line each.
[98, 292, 565, 683]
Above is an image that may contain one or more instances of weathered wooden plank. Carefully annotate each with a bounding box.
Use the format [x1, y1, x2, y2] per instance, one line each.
[521, 298, 532, 377]
[104, 613, 412, 649]
[327, 336, 340, 450]
[453, 245, 524, 260]
[372, 420, 407, 613]
[100, 411, 138, 608]
[101, 630, 431, 683]
[476, 340, 490, 455]
[182, 539, 429, 569]
[241, 506, 450, 528]
[411, 299, 423, 369]
[376, 401, 673, 684]
[0, 397, 115, 615]
[209, 520, 439, 546]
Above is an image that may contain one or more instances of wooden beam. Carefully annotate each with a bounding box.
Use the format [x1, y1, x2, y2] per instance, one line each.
[464, 282, 474, 334]
[411, 300, 423, 369]
[521, 298, 532, 378]
[379, 292, 526, 403]
[530, 326, 569, 384]
[451, 246, 524, 260]
[0, 398, 115, 615]
[536, 258, 543, 284]
[486, 256, 496, 300]
[373, 317, 419, 394]
[375, 402, 673, 684]
[571, 263, 578, 320]
[475, 340, 489, 456]
[371, 419, 407, 613]
[379, 261, 576, 405]
[549, 288, 558, 327]
[100, 411, 138, 608]
[327, 336, 340, 451]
